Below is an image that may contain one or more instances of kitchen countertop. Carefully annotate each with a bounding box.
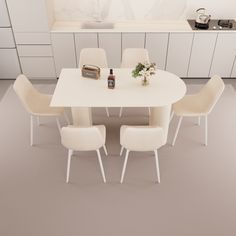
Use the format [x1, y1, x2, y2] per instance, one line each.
[51, 20, 236, 33]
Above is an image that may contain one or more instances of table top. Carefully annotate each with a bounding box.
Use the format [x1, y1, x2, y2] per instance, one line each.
[51, 68, 186, 107]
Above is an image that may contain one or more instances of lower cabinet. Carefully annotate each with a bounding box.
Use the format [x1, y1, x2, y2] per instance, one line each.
[98, 33, 122, 68]
[166, 33, 194, 78]
[17, 44, 56, 79]
[20, 57, 56, 78]
[122, 33, 145, 51]
[210, 33, 236, 78]
[231, 56, 236, 77]
[145, 33, 168, 70]
[75, 33, 98, 67]
[0, 49, 21, 79]
[188, 33, 217, 77]
[51, 33, 77, 76]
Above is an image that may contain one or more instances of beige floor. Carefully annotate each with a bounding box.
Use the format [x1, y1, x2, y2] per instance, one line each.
[0, 81, 236, 236]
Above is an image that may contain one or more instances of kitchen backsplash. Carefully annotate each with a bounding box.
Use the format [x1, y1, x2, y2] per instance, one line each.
[53, 0, 236, 21]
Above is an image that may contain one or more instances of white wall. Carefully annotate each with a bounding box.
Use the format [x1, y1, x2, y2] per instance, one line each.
[53, 0, 236, 21]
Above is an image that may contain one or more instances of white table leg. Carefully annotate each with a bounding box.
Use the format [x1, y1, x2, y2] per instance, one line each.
[149, 105, 172, 145]
[71, 107, 92, 126]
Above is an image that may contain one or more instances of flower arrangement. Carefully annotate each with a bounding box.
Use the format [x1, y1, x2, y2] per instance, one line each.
[132, 62, 156, 78]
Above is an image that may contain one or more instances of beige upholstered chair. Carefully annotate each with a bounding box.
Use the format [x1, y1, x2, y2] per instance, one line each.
[171, 75, 225, 146]
[120, 125, 164, 183]
[119, 48, 150, 117]
[79, 48, 110, 117]
[13, 74, 69, 146]
[61, 125, 107, 183]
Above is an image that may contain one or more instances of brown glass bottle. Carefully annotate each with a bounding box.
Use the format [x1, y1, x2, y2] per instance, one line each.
[108, 69, 115, 89]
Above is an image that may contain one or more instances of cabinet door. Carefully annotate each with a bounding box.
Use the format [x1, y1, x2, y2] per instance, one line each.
[6, 0, 50, 32]
[14, 33, 51, 45]
[145, 33, 168, 70]
[188, 33, 217, 77]
[231, 56, 236, 78]
[0, 49, 21, 79]
[98, 33, 121, 68]
[210, 33, 236, 78]
[166, 33, 194, 77]
[20, 57, 56, 79]
[75, 33, 98, 66]
[0, 0, 10, 27]
[122, 33, 145, 51]
[51, 33, 76, 76]
[0, 28, 15, 48]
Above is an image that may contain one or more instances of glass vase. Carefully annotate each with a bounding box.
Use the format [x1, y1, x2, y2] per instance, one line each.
[142, 76, 149, 86]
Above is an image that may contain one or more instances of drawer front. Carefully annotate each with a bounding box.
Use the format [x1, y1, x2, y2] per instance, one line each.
[0, 49, 21, 79]
[17, 45, 53, 56]
[15, 33, 51, 45]
[0, 28, 15, 48]
[20, 57, 56, 78]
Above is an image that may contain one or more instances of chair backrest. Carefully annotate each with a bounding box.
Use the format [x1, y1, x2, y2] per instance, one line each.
[120, 125, 164, 151]
[13, 74, 40, 114]
[198, 75, 225, 114]
[61, 126, 105, 151]
[78, 48, 108, 68]
[121, 48, 150, 68]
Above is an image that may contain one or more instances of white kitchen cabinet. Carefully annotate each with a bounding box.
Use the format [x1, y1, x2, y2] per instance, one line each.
[14, 33, 51, 45]
[6, 0, 53, 32]
[20, 57, 56, 79]
[122, 33, 145, 51]
[51, 33, 77, 76]
[0, 0, 10, 27]
[75, 33, 98, 66]
[98, 33, 122, 68]
[188, 33, 217, 77]
[230, 56, 236, 77]
[0, 28, 15, 48]
[166, 33, 194, 77]
[17, 45, 53, 57]
[145, 33, 168, 70]
[210, 33, 236, 78]
[0, 49, 21, 78]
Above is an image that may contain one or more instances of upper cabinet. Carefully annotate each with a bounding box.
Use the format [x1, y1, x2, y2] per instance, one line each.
[188, 33, 217, 77]
[166, 33, 194, 77]
[210, 33, 236, 78]
[6, 0, 54, 32]
[145, 33, 168, 70]
[0, 0, 10, 27]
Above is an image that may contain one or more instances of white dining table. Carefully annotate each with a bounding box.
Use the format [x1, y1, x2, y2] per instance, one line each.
[51, 68, 186, 145]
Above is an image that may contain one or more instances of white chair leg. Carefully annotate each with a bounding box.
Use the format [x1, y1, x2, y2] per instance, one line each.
[64, 111, 70, 125]
[148, 107, 151, 116]
[205, 116, 208, 146]
[37, 116, 40, 126]
[66, 149, 73, 183]
[169, 111, 174, 123]
[56, 118, 61, 131]
[120, 149, 130, 183]
[197, 116, 201, 126]
[30, 115, 34, 146]
[154, 150, 160, 183]
[172, 116, 183, 146]
[96, 149, 106, 183]
[119, 107, 123, 117]
[103, 145, 108, 156]
[120, 146, 124, 156]
[105, 107, 110, 117]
